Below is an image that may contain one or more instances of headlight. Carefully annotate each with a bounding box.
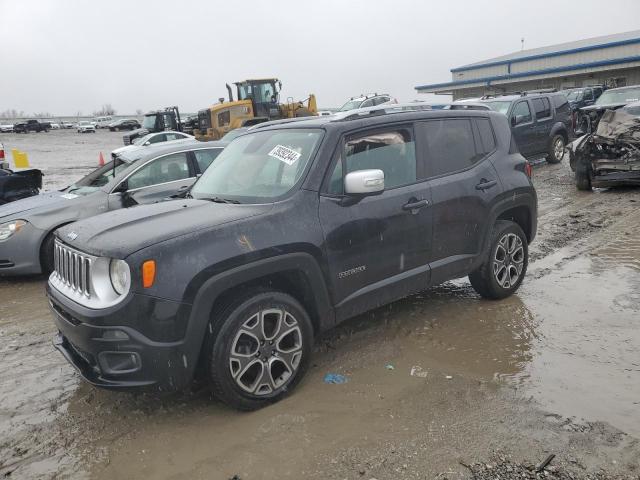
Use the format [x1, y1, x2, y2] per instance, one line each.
[109, 259, 131, 295]
[0, 220, 26, 241]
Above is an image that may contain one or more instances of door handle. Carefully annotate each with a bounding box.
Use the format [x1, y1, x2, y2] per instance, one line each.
[475, 179, 497, 191]
[402, 199, 429, 212]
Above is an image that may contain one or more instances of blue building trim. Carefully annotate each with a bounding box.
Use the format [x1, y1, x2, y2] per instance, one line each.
[450, 36, 640, 73]
[415, 55, 640, 91]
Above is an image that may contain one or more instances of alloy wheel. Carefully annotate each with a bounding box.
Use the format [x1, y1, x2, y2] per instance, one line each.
[554, 137, 565, 161]
[229, 308, 303, 396]
[493, 233, 524, 289]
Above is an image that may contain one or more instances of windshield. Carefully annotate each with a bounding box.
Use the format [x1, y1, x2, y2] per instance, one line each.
[65, 159, 132, 195]
[482, 101, 512, 115]
[191, 129, 323, 203]
[596, 88, 640, 105]
[142, 115, 156, 129]
[566, 90, 584, 101]
[221, 128, 248, 142]
[339, 100, 363, 112]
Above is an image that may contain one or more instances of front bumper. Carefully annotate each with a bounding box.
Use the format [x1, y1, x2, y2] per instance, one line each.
[47, 283, 196, 391]
[0, 221, 46, 275]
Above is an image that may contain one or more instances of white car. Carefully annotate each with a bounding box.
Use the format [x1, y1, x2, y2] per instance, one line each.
[111, 131, 193, 158]
[92, 116, 113, 129]
[60, 121, 74, 129]
[338, 93, 397, 112]
[0, 124, 13, 133]
[50, 123, 61, 130]
[77, 121, 96, 133]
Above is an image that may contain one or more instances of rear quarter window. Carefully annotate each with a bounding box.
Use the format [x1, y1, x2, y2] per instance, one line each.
[475, 118, 496, 154]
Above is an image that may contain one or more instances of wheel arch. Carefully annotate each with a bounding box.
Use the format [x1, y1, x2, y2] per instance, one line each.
[183, 253, 335, 374]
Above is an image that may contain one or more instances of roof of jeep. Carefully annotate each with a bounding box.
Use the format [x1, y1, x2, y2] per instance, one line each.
[250, 108, 502, 133]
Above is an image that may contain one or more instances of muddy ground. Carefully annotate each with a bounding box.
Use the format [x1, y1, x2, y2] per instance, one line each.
[0, 131, 639, 479]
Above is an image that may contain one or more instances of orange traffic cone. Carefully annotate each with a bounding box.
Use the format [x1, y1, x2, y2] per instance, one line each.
[99, 152, 105, 166]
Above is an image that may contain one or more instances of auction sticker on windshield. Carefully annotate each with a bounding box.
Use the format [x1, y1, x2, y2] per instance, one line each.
[268, 145, 301, 166]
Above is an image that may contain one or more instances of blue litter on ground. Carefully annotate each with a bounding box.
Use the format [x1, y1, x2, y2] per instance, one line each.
[323, 373, 348, 384]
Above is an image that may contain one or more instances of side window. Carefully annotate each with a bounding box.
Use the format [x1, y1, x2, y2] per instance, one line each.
[360, 98, 375, 108]
[327, 128, 416, 194]
[373, 96, 389, 106]
[194, 148, 222, 172]
[126, 153, 190, 190]
[148, 133, 166, 144]
[512, 101, 532, 124]
[165, 133, 181, 141]
[420, 119, 480, 177]
[583, 89, 594, 101]
[532, 98, 551, 119]
[475, 118, 496, 154]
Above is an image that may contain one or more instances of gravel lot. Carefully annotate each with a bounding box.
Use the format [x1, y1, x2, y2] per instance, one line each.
[0, 130, 639, 479]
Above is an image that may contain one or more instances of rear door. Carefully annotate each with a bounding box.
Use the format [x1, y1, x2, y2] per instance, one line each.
[416, 116, 503, 284]
[319, 124, 433, 318]
[509, 100, 536, 157]
[108, 151, 197, 208]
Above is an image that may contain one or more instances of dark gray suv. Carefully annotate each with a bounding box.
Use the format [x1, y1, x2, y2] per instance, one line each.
[47, 104, 537, 410]
[479, 91, 572, 163]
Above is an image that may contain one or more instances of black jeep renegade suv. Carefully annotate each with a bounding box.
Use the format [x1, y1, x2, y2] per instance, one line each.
[47, 106, 537, 410]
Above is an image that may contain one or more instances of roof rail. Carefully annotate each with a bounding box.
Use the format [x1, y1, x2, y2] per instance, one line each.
[330, 102, 433, 122]
[248, 116, 320, 130]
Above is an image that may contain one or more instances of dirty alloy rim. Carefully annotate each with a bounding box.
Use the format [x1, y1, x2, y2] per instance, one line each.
[493, 233, 524, 289]
[554, 137, 565, 161]
[229, 308, 303, 396]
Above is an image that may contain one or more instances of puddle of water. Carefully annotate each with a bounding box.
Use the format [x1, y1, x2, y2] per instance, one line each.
[519, 232, 640, 437]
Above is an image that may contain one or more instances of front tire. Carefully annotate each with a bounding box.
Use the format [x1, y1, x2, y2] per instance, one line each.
[469, 221, 528, 300]
[40, 232, 56, 275]
[547, 134, 565, 164]
[205, 290, 313, 411]
[575, 162, 592, 191]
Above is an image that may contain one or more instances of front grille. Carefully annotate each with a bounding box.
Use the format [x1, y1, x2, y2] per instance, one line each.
[53, 241, 92, 297]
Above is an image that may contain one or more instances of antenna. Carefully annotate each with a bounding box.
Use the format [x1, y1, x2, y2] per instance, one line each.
[521, 37, 525, 51]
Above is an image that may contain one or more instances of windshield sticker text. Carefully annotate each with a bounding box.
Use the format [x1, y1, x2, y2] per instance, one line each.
[268, 145, 301, 166]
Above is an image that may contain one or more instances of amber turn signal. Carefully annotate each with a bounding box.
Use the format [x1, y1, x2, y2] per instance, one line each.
[142, 260, 156, 288]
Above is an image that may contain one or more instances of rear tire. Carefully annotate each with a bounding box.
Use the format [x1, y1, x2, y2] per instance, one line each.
[547, 134, 565, 164]
[469, 220, 528, 300]
[205, 289, 313, 411]
[575, 162, 592, 191]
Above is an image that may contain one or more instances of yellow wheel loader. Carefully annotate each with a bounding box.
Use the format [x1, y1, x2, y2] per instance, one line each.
[194, 78, 317, 141]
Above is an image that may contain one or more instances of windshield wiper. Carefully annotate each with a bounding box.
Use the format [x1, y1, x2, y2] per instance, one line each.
[202, 196, 241, 204]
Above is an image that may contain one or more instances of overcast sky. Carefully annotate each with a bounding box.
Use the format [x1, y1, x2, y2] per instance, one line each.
[1, 0, 639, 115]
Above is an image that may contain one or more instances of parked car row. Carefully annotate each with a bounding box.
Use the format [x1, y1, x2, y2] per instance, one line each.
[1, 103, 537, 411]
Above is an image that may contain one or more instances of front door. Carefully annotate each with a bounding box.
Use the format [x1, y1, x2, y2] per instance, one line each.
[510, 100, 536, 157]
[108, 151, 197, 208]
[319, 124, 432, 320]
[530, 97, 553, 155]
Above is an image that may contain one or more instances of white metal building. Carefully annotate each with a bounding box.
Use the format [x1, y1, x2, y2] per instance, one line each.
[416, 30, 640, 100]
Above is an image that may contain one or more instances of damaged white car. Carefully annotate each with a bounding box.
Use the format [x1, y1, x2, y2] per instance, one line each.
[569, 108, 640, 191]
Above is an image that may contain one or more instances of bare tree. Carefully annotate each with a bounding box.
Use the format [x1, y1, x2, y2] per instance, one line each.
[93, 104, 116, 116]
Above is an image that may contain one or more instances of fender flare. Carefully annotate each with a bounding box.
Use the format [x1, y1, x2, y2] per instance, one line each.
[181, 252, 335, 369]
[549, 122, 568, 142]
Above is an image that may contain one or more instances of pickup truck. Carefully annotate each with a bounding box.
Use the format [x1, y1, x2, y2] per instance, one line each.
[14, 120, 51, 133]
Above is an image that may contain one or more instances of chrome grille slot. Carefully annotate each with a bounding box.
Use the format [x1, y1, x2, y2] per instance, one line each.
[53, 240, 92, 297]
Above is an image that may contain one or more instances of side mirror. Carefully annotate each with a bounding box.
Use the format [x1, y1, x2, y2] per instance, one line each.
[344, 169, 385, 195]
[144, 141, 150, 146]
[511, 115, 527, 126]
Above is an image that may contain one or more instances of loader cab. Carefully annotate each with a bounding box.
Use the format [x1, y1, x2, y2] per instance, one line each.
[235, 79, 282, 119]
[141, 108, 181, 133]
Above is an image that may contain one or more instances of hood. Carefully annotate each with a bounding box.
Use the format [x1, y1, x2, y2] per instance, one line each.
[0, 191, 77, 220]
[57, 199, 272, 258]
[580, 103, 626, 113]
